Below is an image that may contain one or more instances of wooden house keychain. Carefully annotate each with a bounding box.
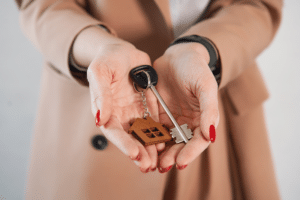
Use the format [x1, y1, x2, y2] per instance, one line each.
[129, 65, 193, 146]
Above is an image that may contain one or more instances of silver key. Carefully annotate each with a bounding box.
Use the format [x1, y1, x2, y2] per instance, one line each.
[150, 86, 192, 143]
[130, 66, 193, 143]
[170, 124, 193, 143]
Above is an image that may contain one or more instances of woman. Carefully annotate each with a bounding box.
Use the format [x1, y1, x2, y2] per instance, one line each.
[16, 0, 282, 199]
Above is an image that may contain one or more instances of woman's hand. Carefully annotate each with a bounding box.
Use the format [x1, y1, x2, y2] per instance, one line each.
[153, 42, 220, 172]
[78, 28, 163, 173]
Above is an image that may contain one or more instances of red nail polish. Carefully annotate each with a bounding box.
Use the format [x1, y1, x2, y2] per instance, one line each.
[141, 169, 147, 173]
[141, 167, 151, 173]
[210, 125, 216, 143]
[159, 165, 173, 173]
[95, 110, 100, 127]
[135, 154, 141, 161]
[177, 165, 188, 170]
[165, 165, 173, 172]
[158, 167, 163, 173]
[176, 164, 187, 170]
[151, 167, 156, 172]
[130, 154, 141, 161]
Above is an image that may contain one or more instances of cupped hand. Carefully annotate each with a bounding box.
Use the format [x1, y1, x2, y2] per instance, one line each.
[153, 43, 220, 172]
[87, 36, 164, 172]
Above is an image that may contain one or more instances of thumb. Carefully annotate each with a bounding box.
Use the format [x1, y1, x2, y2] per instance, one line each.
[88, 63, 113, 127]
[196, 78, 219, 143]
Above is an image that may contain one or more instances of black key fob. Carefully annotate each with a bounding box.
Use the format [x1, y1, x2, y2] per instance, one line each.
[129, 65, 158, 89]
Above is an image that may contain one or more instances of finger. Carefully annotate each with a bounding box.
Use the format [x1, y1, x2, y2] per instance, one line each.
[156, 143, 165, 152]
[175, 127, 210, 168]
[100, 115, 140, 161]
[196, 76, 219, 142]
[158, 143, 184, 173]
[145, 145, 158, 171]
[88, 63, 113, 126]
[133, 141, 152, 173]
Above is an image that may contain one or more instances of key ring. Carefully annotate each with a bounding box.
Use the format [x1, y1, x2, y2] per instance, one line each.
[132, 70, 151, 93]
[132, 70, 152, 118]
[130, 65, 192, 143]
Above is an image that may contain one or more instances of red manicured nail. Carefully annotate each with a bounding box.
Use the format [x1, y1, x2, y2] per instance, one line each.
[142, 168, 150, 173]
[151, 167, 157, 172]
[135, 154, 141, 161]
[95, 110, 100, 127]
[130, 154, 141, 161]
[176, 164, 188, 170]
[165, 165, 173, 172]
[159, 165, 173, 173]
[210, 125, 216, 143]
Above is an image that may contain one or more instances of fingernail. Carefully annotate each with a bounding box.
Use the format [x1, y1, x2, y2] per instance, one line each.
[141, 168, 150, 173]
[210, 125, 216, 143]
[130, 154, 141, 161]
[176, 164, 188, 170]
[135, 154, 141, 161]
[95, 110, 100, 127]
[159, 165, 173, 173]
[151, 167, 156, 172]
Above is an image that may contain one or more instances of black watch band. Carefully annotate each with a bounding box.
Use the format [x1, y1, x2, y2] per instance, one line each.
[169, 35, 221, 86]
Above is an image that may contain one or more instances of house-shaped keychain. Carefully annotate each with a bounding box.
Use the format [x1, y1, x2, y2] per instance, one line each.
[129, 117, 172, 146]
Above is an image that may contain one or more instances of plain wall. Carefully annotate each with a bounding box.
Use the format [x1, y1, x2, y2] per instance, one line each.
[0, 1, 299, 199]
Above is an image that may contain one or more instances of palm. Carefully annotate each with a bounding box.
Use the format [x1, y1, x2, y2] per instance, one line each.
[88, 42, 162, 172]
[109, 76, 159, 131]
[157, 81, 201, 133]
[153, 46, 218, 169]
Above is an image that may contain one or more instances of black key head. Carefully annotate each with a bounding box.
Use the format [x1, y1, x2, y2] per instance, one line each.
[129, 65, 158, 89]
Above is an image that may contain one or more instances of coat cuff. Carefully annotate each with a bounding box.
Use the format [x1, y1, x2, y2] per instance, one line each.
[69, 24, 117, 86]
[19, 1, 117, 85]
[62, 20, 117, 85]
[180, 2, 281, 89]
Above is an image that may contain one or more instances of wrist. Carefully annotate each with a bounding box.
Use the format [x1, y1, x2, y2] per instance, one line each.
[71, 25, 115, 70]
[169, 35, 221, 86]
[167, 42, 210, 64]
[187, 42, 210, 65]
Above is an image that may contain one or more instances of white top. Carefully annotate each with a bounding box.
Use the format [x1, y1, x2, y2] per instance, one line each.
[169, 0, 210, 37]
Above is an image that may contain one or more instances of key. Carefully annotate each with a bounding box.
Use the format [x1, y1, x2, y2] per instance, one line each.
[130, 65, 192, 143]
[170, 124, 193, 143]
[129, 65, 158, 89]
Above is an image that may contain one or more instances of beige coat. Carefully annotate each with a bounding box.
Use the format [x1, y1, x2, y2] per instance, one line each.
[16, 0, 283, 199]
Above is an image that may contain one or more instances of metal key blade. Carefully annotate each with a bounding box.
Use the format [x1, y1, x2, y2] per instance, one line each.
[150, 85, 189, 143]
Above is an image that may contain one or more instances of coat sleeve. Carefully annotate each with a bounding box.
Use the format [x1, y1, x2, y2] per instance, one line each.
[16, 0, 115, 82]
[182, 0, 283, 89]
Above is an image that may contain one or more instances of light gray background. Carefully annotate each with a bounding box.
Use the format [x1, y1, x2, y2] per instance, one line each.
[1, 1, 299, 199]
